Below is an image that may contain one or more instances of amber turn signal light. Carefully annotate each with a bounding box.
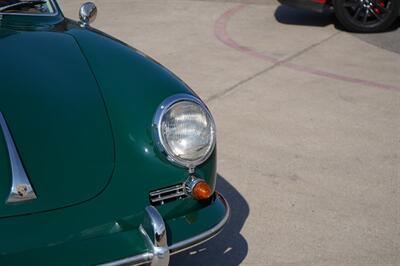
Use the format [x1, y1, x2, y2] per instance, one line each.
[192, 181, 212, 200]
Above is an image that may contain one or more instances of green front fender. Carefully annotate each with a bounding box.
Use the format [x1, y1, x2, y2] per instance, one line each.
[66, 22, 218, 209]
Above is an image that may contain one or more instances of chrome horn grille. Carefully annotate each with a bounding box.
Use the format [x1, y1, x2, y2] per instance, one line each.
[149, 183, 188, 206]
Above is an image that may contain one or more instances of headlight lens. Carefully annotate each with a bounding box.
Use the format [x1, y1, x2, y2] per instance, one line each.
[154, 94, 216, 168]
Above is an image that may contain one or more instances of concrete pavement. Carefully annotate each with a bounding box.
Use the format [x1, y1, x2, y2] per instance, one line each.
[59, 1, 400, 265]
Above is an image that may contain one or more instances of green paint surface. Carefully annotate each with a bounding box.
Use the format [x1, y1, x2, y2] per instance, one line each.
[0, 3, 225, 265]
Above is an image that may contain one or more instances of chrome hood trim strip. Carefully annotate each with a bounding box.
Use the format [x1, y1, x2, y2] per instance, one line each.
[0, 112, 37, 203]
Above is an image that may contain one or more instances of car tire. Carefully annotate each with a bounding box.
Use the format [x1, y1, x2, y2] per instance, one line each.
[334, 0, 399, 33]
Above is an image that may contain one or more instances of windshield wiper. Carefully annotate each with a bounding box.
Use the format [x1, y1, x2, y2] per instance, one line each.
[0, 0, 46, 12]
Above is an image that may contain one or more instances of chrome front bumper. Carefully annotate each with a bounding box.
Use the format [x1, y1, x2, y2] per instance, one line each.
[99, 192, 230, 266]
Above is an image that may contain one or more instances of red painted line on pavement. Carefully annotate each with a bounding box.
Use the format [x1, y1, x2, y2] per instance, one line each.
[214, 4, 278, 64]
[214, 5, 400, 92]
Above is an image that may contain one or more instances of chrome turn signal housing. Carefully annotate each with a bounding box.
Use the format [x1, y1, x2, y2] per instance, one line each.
[185, 176, 213, 201]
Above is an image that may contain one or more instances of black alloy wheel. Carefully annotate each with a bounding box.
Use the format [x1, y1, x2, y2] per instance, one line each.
[334, 0, 399, 32]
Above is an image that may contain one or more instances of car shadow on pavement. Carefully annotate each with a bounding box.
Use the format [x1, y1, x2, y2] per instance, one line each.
[274, 5, 334, 27]
[170, 175, 249, 266]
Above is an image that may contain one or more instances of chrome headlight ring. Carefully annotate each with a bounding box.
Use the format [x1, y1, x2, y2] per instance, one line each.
[153, 93, 216, 170]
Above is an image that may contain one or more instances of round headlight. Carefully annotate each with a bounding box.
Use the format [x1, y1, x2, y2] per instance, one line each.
[153, 94, 216, 168]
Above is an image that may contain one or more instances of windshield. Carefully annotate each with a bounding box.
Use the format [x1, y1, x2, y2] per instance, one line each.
[0, 0, 56, 15]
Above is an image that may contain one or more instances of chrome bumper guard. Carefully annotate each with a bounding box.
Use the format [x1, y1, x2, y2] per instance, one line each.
[99, 192, 230, 266]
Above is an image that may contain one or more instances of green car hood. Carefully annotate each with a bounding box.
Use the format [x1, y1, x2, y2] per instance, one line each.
[0, 29, 114, 217]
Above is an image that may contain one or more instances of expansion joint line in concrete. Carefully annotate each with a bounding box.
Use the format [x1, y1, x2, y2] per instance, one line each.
[206, 29, 340, 103]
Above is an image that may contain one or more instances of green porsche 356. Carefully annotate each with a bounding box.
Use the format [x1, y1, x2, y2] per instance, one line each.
[0, 1, 229, 265]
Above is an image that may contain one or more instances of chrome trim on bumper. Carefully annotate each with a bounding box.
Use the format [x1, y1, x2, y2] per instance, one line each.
[99, 192, 230, 266]
[141, 206, 170, 266]
[169, 192, 230, 255]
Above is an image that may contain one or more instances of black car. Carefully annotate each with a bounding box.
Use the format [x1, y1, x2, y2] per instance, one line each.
[278, 0, 399, 33]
